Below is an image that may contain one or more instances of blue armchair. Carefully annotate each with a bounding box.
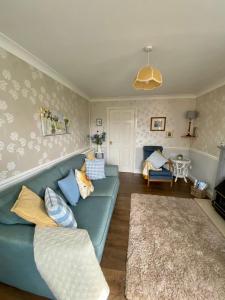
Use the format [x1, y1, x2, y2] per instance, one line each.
[143, 146, 173, 189]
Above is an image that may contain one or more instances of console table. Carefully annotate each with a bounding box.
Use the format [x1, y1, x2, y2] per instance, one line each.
[172, 158, 191, 183]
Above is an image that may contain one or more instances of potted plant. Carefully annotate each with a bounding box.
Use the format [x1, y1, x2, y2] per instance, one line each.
[89, 131, 106, 153]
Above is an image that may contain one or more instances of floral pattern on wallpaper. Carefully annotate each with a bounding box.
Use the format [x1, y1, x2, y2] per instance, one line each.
[135, 99, 192, 148]
[90, 98, 196, 149]
[0, 47, 89, 181]
[191, 85, 225, 157]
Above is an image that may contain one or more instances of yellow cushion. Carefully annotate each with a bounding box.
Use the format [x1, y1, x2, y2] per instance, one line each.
[11, 186, 57, 227]
[75, 169, 94, 199]
[81, 150, 95, 172]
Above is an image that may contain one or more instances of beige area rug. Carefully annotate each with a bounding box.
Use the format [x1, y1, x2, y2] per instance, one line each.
[126, 194, 225, 300]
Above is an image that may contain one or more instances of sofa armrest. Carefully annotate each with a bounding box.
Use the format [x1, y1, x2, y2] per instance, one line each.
[105, 165, 119, 177]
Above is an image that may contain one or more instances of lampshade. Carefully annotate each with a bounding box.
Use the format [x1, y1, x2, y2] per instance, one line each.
[133, 66, 162, 90]
[133, 46, 163, 90]
[185, 111, 199, 120]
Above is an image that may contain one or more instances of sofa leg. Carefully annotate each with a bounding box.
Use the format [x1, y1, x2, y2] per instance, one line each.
[147, 178, 150, 187]
[170, 180, 173, 188]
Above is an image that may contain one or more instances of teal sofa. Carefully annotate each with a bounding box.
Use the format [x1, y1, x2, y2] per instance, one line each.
[0, 154, 119, 299]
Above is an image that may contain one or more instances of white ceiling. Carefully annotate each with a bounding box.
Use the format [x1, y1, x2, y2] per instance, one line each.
[0, 0, 225, 99]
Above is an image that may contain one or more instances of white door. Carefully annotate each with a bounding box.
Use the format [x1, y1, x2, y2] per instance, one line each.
[107, 108, 135, 172]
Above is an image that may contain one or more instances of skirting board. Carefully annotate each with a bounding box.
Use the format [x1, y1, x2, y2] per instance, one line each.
[0, 147, 90, 192]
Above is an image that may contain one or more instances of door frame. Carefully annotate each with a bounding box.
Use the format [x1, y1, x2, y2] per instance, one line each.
[106, 107, 137, 173]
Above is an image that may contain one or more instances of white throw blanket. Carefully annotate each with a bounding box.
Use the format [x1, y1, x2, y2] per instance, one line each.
[33, 226, 109, 300]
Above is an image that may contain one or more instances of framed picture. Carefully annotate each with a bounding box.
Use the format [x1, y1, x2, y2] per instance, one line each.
[166, 130, 173, 138]
[150, 117, 166, 131]
[40, 107, 70, 136]
[96, 118, 102, 126]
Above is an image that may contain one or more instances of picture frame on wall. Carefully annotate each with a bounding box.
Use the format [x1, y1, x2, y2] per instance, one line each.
[150, 117, 166, 131]
[40, 107, 70, 136]
[166, 130, 173, 138]
[96, 118, 102, 126]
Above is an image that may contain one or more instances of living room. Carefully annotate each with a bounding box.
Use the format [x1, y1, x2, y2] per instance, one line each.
[1, 1, 225, 300]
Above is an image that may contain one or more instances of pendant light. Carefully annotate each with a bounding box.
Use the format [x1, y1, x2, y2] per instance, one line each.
[133, 46, 162, 90]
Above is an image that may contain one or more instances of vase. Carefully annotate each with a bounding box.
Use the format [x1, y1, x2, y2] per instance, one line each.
[97, 144, 102, 153]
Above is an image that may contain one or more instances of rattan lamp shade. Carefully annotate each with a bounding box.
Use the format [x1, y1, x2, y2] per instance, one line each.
[133, 65, 162, 90]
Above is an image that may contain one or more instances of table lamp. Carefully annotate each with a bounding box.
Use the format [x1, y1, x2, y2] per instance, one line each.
[185, 111, 198, 136]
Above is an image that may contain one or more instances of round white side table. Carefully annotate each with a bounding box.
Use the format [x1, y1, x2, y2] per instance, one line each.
[172, 158, 191, 183]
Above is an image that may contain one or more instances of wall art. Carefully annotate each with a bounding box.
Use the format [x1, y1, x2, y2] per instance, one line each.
[40, 107, 70, 136]
[150, 117, 166, 131]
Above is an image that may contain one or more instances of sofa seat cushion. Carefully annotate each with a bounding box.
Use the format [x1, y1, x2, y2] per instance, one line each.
[91, 177, 119, 197]
[71, 196, 113, 249]
[149, 167, 173, 178]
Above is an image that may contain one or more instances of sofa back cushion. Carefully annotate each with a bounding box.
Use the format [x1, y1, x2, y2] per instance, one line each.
[57, 155, 84, 177]
[0, 154, 85, 225]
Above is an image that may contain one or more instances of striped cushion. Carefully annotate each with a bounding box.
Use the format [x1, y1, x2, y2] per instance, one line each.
[85, 158, 105, 180]
[45, 187, 77, 228]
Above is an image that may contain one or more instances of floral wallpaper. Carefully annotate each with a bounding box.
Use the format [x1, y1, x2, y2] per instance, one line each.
[90, 98, 196, 148]
[0, 47, 89, 182]
[90, 98, 196, 170]
[191, 85, 225, 157]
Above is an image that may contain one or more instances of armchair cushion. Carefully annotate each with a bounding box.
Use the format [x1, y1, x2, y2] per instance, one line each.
[147, 151, 168, 169]
[149, 167, 173, 178]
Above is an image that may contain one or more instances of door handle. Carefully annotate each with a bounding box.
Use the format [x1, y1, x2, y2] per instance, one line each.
[109, 141, 112, 145]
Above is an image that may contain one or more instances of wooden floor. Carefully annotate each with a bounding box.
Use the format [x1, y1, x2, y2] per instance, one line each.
[0, 173, 192, 300]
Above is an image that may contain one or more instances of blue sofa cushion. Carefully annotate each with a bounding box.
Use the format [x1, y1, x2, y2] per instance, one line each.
[58, 169, 80, 205]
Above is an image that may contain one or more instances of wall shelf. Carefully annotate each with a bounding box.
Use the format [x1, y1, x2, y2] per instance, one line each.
[181, 135, 196, 138]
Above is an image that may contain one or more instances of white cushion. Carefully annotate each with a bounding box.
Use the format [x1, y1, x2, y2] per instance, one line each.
[147, 151, 168, 169]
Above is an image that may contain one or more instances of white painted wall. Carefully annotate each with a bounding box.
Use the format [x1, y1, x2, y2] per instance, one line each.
[188, 85, 225, 197]
[189, 149, 218, 198]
